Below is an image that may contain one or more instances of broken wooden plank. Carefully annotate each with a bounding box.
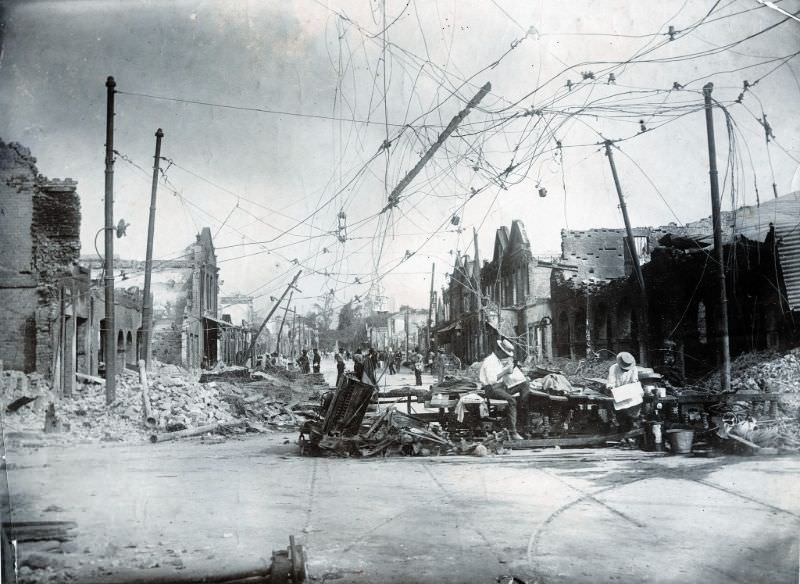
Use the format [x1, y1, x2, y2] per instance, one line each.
[6, 396, 36, 413]
[727, 433, 779, 455]
[5, 521, 77, 542]
[149, 421, 246, 443]
[138, 360, 156, 428]
[75, 372, 104, 385]
[507, 433, 625, 449]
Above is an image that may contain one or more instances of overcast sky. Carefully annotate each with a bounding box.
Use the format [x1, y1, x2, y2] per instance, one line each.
[1, 0, 798, 317]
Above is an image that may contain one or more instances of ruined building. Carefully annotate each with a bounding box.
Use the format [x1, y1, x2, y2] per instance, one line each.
[0, 139, 81, 387]
[1, 140, 144, 392]
[437, 220, 555, 365]
[481, 220, 554, 363]
[550, 192, 800, 379]
[83, 227, 247, 368]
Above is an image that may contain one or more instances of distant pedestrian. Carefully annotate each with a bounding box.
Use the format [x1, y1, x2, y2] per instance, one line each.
[312, 349, 321, 373]
[353, 352, 365, 381]
[334, 353, 345, 387]
[412, 347, 423, 386]
[298, 349, 310, 374]
[363, 349, 378, 386]
[437, 348, 446, 385]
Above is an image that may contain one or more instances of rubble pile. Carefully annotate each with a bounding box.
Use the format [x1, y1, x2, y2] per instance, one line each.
[0, 361, 310, 444]
[702, 349, 800, 452]
[548, 356, 612, 384]
[702, 349, 800, 393]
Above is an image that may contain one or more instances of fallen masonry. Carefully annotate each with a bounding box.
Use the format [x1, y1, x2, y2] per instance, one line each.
[0, 360, 318, 445]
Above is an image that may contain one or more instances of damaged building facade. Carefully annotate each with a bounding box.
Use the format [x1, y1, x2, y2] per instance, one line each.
[437, 220, 554, 364]
[84, 227, 248, 369]
[0, 139, 143, 394]
[551, 192, 800, 379]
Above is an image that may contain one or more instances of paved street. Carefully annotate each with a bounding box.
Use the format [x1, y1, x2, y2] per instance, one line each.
[5, 358, 799, 584]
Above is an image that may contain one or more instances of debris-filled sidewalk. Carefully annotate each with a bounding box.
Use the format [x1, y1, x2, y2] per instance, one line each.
[0, 361, 321, 445]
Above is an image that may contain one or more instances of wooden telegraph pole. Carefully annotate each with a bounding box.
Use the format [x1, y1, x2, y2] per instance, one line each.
[405, 306, 410, 359]
[141, 128, 163, 370]
[275, 290, 293, 356]
[384, 82, 492, 211]
[427, 263, 435, 353]
[473, 228, 485, 358]
[241, 271, 301, 366]
[702, 83, 732, 392]
[604, 140, 649, 366]
[104, 76, 117, 404]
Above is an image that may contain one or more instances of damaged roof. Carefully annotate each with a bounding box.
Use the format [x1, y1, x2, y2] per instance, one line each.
[728, 191, 800, 310]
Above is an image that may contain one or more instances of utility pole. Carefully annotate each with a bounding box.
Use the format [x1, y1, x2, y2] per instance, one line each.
[703, 83, 732, 392]
[104, 76, 117, 404]
[275, 290, 293, 356]
[405, 306, 410, 359]
[427, 263, 435, 353]
[604, 140, 649, 366]
[385, 82, 492, 210]
[473, 228, 485, 358]
[290, 308, 297, 360]
[141, 128, 163, 370]
[242, 270, 301, 366]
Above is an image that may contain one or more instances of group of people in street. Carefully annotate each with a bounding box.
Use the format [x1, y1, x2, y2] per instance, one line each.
[295, 349, 322, 374]
[332, 346, 451, 387]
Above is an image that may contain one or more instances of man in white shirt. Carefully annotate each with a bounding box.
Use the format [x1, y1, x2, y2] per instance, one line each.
[606, 351, 639, 389]
[607, 351, 641, 431]
[479, 338, 530, 440]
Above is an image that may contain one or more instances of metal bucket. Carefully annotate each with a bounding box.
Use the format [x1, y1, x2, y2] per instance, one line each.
[666, 428, 694, 454]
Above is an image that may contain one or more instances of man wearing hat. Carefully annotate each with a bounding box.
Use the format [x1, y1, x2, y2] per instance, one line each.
[479, 338, 531, 440]
[607, 351, 639, 390]
[607, 351, 641, 431]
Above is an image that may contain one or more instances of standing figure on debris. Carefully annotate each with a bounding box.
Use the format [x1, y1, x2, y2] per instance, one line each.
[479, 338, 530, 440]
[363, 348, 378, 386]
[437, 348, 446, 385]
[334, 352, 345, 387]
[388, 347, 396, 375]
[353, 351, 365, 381]
[368, 347, 379, 371]
[312, 349, 321, 373]
[412, 347, 423, 386]
[298, 349, 310, 374]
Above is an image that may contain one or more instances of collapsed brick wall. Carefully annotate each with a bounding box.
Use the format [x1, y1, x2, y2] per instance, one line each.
[560, 228, 631, 280]
[0, 139, 81, 374]
[32, 182, 81, 374]
[152, 324, 182, 365]
[1, 141, 39, 370]
[0, 289, 37, 371]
